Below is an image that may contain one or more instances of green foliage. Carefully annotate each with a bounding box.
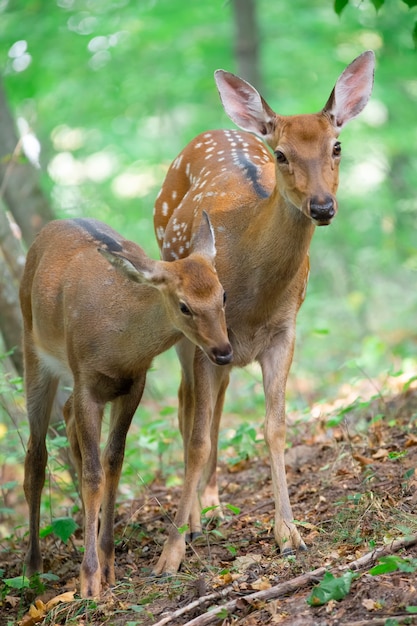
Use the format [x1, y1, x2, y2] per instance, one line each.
[0, 0, 415, 401]
[0, 0, 416, 557]
[1, 571, 58, 599]
[40, 516, 79, 543]
[369, 554, 417, 575]
[220, 421, 260, 466]
[334, 0, 417, 47]
[307, 570, 356, 605]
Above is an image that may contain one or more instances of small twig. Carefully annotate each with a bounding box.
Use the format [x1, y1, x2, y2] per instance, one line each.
[340, 533, 417, 572]
[342, 616, 417, 626]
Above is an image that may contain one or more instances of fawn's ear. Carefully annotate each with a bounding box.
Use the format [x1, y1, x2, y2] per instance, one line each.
[98, 247, 159, 285]
[323, 50, 375, 131]
[215, 69, 276, 142]
[189, 211, 216, 262]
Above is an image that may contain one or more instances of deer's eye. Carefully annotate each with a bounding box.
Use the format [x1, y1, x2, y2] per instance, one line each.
[223, 291, 227, 307]
[333, 142, 342, 157]
[275, 150, 288, 164]
[179, 302, 192, 316]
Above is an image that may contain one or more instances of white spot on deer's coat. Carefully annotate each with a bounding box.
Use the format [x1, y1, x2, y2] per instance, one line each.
[173, 154, 183, 170]
[162, 202, 169, 216]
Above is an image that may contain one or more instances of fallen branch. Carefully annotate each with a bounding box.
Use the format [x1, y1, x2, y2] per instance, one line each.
[154, 532, 417, 626]
[151, 584, 241, 626]
[153, 566, 326, 626]
[343, 616, 417, 626]
[340, 533, 417, 572]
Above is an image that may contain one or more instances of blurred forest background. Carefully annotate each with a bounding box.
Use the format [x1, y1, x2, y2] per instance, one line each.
[0, 0, 416, 528]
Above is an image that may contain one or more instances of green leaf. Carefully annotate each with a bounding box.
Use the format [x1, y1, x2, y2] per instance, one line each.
[334, 0, 349, 15]
[201, 505, 220, 516]
[52, 517, 78, 543]
[406, 606, 417, 614]
[402, 0, 417, 7]
[225, 503, 241, 515]
[4, 575, 31, 590]
[177, 524, 189, 535]
[369, 555, 417, 576]
[307, 571, 354, 606]
[370, 0, 385, 9]
[413, 20, 417, 48]
[41, 517, 78, 542]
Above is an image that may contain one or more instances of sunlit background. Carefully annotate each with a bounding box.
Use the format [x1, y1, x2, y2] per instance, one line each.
[0, 0, 416, 524]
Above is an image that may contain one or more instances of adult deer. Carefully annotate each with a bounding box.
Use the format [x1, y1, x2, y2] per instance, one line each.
[153, 51, 375, 574]
[20, 216, 232, 598]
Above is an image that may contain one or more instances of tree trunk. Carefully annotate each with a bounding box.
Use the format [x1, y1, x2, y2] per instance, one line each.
[0, 247, 23, 375]
[0, 76, 55, 247]
[0, 75, 76, 484]
[231, 0, 262, 91]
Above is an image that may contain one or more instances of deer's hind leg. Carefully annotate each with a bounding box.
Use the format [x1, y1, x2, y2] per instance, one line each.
[23, 345, 59, 576]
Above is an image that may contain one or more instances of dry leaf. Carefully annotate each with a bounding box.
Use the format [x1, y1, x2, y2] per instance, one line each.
[372, 448, 389, 460]
[45, 590, 76, 610]
[405, 435, 417, 448]
[250, 576, 271, 591]
[227, 459, 250, 473]
[5, 595, 20, 608]
[18, 599, 47, 626]
[353, 453, 374, 468]
[362, 598, 378, 611]
[234, 554, 263, 570]
[218, 571, 240, 585]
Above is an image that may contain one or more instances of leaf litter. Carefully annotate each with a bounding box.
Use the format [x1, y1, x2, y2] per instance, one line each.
[1, 384, 417, 625]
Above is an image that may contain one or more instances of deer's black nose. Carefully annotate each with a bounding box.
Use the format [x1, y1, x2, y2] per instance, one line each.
[212, 345, 233, 366]
[310, 196, 335, 225]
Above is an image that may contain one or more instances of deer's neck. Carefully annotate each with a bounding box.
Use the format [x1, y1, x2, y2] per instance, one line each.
[218, 192, 315, 327]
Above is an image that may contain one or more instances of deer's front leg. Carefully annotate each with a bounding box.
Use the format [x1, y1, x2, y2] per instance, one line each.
[260, 333, 307, 555]
[98, 379, 145, 586]
[153, 351, 218, 575]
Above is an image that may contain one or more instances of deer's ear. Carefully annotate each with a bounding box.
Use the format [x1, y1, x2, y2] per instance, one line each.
[214, 70, 277, 141]
[98, 247, 158, 285]
[190, 211, 216, 261]
[323, 50, 375, 130]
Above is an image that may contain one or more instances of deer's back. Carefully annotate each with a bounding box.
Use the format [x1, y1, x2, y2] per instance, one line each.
[154, 130, 311, 367]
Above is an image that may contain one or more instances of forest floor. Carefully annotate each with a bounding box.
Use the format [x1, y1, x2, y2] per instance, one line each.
[1, 382, 417, 626]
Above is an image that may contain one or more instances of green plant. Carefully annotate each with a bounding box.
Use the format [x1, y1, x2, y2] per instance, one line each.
[220, 421, 260, 466]
[307, 570, 356, 606]
[369, 554, 417, 576]
[40, 516, 79, 544]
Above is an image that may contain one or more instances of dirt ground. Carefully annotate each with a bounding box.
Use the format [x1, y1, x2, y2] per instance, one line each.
[1, 384, 417, 626]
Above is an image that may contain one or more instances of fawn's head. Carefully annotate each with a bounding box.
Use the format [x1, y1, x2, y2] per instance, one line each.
[101, 211, 233, 366]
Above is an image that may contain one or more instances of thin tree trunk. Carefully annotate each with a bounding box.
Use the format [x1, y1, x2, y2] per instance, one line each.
[0, 199, 26, 282]
[0, 245, 23, 375]
[231, 0, 262, 91]
[0, 76, 54, 247]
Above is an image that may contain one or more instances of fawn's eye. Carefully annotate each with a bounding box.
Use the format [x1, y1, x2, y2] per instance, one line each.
[179, 302, 192, 316]
[275, 150, 288, 164]
[333, 141, 342, 157]
[223, 292, 227, 307]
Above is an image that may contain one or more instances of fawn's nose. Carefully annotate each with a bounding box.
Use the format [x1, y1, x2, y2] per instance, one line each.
[309, 196, 336, 225]
[211, 345, 233, 366]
